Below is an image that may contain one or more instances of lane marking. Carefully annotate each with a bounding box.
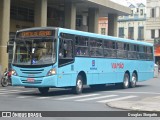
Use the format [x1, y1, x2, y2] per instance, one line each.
[16, 96, 32, 99]
[104, 91, 160, 95]
[0, 95, 9, 97]
[76, 95, 118, 102]
[36, 97, 51, 99]
[0, 90, 35, 94]
[57, 94, 99, 100]
[97, 95, 137, 103]
[0, 89, 8, 90]
[0, 89, 32, 92]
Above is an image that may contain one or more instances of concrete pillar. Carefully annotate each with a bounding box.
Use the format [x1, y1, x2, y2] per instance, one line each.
[88, 8, 99, 33]
[0, 0, 10, 72]
[64, 1, 76, 29]
[34, 0, 47, 27]
[108, 14, 118, 36]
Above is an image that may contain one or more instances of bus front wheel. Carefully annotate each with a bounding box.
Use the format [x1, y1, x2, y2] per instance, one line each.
[72, 75, 83, 94]
[38, 87, 49, 95]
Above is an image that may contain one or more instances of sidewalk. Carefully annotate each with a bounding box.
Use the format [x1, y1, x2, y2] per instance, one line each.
[106, 96, 160, 111]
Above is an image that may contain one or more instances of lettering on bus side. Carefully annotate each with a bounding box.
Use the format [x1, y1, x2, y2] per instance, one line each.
[112, 63, 124, 69]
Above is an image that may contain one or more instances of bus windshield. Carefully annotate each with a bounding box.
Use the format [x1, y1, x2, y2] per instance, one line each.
[13, 38, 56, 65]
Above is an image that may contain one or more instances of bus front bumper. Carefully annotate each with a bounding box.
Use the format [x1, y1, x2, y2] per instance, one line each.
[11, 75, 57, 87]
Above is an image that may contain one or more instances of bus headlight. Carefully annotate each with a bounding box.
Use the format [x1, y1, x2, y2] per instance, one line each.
[11, 69, 18, 76]
[47, 68, 56, 76]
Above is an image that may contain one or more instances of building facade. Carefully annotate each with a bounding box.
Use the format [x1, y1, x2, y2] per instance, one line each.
[146, 0, 160, 44]
[117, 3, 146, 41]
[146, 0, 160, 63]
[98, 17, 108, 35]
[0, 0, 130, 72]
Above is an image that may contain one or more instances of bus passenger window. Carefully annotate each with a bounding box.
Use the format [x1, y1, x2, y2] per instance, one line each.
[59, 33, 74, 66]
[63, 41, 67, 58]
[59, 39, 73, 59]
[75, 36, 89, 56]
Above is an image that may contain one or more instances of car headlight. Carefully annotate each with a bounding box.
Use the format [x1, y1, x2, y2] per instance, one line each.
[47, 68, 56, 76]
[11, 69, 18, 76]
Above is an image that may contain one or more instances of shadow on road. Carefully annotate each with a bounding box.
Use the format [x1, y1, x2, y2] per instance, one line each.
[17, 84, 150, 97]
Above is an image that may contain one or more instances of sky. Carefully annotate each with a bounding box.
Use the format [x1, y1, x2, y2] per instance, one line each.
[111, 0, 146, 6]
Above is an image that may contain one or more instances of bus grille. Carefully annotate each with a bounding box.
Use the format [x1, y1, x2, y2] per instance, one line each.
[20, 69, 45, 78]
[20, 69, 44, 73]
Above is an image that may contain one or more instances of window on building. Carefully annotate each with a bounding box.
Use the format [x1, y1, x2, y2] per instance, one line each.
[101, 28, 106, 35]
[138, 27, 144, 40]
[119, 27, 124, 38]
[10, 5, 34, 22]
[151, 8, 155, 18]
[76, 15, 82, 27]
[128, 27, 134, 39]
[151, 29, 155, 39]
[137, 8, 139, 13]
[131, 10, 133, 16]
[140, 9, 143, 16]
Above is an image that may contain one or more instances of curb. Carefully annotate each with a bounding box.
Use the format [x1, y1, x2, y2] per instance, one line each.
[106, 96, 160, 111]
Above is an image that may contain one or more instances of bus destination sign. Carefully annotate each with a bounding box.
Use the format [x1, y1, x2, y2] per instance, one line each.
[18, 30, 53, 38]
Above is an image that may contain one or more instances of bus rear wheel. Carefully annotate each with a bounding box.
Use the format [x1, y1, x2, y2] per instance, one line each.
[38, 87, 49, 95]
[123, 73, 130, 89]
[115, 73, 130, 89]
[72, 75, 83, 94]
[130, 73, 137, 88]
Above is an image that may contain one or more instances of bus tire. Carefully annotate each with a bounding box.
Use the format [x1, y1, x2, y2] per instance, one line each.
[38, 87, 49, 95]
[122, 73, 130, 89]
[130, 73, 137, 88]
[73, 75, 83, 94]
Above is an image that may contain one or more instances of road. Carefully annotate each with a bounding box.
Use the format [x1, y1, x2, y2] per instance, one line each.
[0, 75, 160, 120]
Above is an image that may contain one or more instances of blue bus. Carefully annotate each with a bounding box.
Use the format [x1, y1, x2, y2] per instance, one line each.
[11, 27, 154, 94]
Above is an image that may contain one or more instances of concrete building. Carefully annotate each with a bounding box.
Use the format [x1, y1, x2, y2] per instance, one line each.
[98, 17, 108, 35]
[0, 0, 130, 72]
[146, 0, 160, 43]
[146, 0, 160, 63]
[117, 3, 146, 40]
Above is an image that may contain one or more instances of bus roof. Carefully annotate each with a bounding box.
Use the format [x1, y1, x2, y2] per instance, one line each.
[17, 27, 153, 47]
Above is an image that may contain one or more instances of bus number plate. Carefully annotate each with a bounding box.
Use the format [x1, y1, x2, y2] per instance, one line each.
[27, 78, 35, 82]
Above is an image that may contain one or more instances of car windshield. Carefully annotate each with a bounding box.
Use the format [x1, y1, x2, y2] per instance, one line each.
[13, 38, 56, 65]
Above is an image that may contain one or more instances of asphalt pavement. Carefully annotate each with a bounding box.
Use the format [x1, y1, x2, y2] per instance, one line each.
[107, 96, 160, 111]
[107, 74, 160, 111]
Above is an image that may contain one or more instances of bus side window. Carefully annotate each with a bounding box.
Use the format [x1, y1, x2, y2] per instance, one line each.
[59, 33, 74, 66]
[59, 39, 64, 58]
[75, 36, 89, 56]
[59, 39, 73, 58]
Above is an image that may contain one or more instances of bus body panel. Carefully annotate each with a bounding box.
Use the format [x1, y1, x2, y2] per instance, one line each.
[12, 75, 57, 87]
[71, 58, 154, 85]
[12, 65, 58, 87]
[57, 63, 76, 87]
